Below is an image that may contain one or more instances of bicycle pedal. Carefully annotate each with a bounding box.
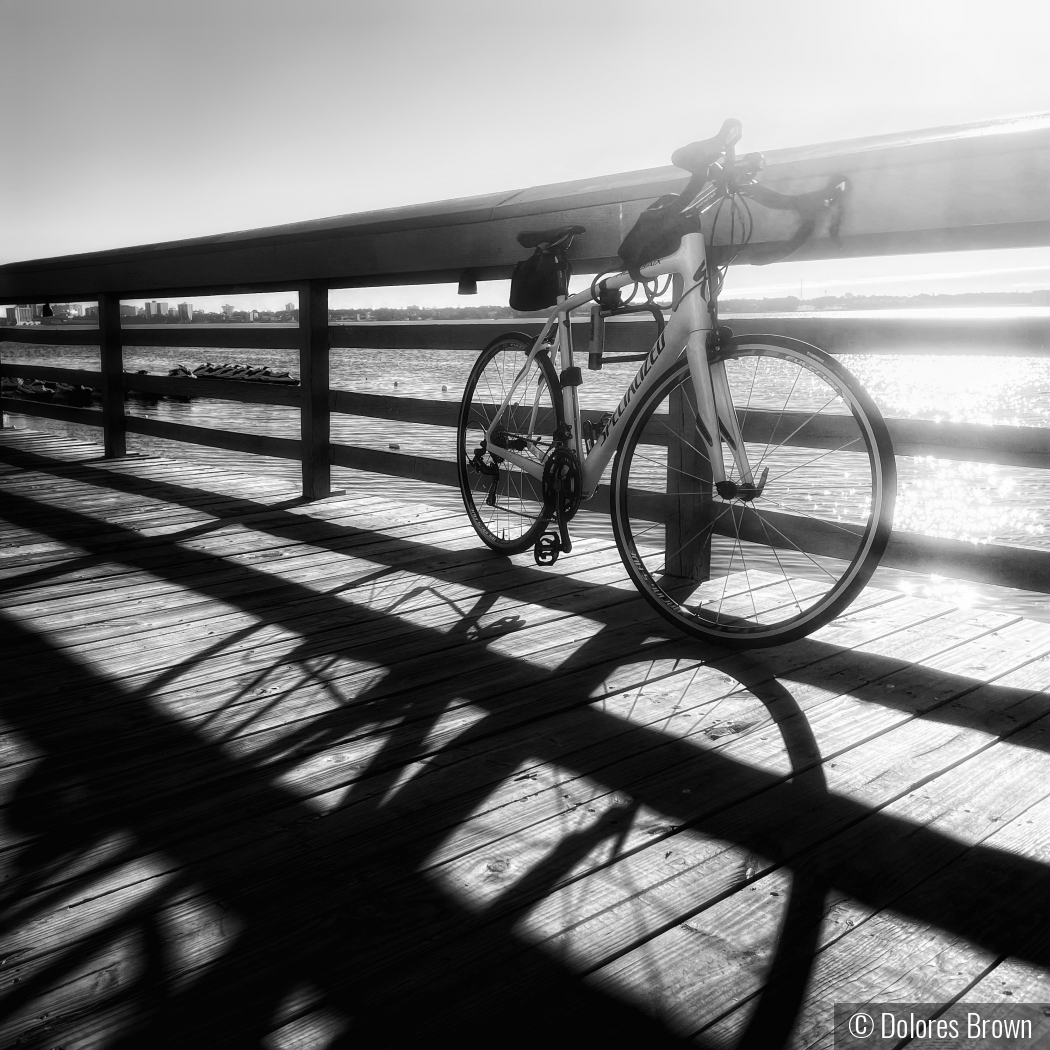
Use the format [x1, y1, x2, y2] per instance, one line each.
[534, 532, 561, 566]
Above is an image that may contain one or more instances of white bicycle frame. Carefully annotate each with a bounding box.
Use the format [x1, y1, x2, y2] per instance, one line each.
[482, 227, 757, 502]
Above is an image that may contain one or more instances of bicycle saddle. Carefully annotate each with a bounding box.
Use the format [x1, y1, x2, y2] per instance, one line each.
[671, 118, 742, 175]
[516, 224, 585, 250]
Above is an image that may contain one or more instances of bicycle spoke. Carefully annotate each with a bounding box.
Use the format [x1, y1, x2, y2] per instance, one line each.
[612, 343, 891, 646]
[753, 493, 870, 536]
[761, 437, 866, 488]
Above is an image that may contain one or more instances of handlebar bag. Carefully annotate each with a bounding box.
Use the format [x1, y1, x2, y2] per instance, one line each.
[510, 247, 571, 311]
[618, 194, 688, 281]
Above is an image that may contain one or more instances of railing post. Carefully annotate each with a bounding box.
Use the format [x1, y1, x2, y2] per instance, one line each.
[99, 292, 126, 457]
[665, 274, 712, 582]
[666, 382, 713, 582]
[298, 280, 331, 500]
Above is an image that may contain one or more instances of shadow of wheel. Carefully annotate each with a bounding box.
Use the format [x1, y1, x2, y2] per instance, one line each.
[699, 659, 831, 1050]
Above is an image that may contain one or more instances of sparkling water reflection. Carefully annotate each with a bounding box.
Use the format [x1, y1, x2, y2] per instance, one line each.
[4, 340, 1050, 551]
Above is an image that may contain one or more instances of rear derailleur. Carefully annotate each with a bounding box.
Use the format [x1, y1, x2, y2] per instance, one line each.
[534, 430, 582, 567]
[471, 425, 527, 507]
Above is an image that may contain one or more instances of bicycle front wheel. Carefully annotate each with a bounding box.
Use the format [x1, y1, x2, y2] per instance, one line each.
[610, 335, 895, 647]
[457, 334, 562, 554]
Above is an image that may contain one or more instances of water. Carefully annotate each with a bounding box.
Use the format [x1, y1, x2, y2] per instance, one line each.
[4, 335, 1050, 553]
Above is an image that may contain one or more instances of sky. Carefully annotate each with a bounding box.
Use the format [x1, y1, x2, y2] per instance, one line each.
[1, 0, 1047, 306]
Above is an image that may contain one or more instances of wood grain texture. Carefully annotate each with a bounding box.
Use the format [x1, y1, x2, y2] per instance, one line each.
[329, 389, 1050, 470]
[123, 415, 301, 459]
[330, 314, 1050, 354]
[1, 362, 104, 386]
[0, 397, 104, 427]
[2, 426, 1050, 1049]
[299, 280, 331, 499]
[122, 372, 302, 405]
[100, 292, 126, 457]
[119, 324, 300, 349]
[0, 325, 100, 345]
[1, 115, 1046, 299]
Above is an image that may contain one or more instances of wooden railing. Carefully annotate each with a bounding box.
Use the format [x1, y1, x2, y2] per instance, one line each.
[2, 114, 1049, 592]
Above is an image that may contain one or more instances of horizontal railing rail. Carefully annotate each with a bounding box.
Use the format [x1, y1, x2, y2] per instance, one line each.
[7, 334, 1050, 467]
[2, 114, 1049, 593]
[0, 115, 1046, 300]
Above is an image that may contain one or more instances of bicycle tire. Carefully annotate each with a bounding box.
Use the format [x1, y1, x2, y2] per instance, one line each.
[457, 333, 563, 555]
[610, 335, 895, 647]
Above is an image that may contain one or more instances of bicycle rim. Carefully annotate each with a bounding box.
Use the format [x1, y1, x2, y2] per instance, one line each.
[611, 337, 895, 647]
[457, 334, 562, 554]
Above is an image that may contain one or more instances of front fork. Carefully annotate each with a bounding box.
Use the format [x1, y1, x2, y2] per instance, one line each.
[686, 333, 758, 489]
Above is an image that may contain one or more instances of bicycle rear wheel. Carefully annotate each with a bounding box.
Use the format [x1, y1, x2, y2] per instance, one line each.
[610, 335, 895, 647]
[457, 334, 562, 554]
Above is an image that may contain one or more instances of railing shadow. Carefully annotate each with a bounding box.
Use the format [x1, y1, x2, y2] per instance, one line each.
[0, 443, 1049, 1047]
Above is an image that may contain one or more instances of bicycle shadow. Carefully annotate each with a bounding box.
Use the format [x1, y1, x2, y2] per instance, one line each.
[1, 443, 1049, 1047]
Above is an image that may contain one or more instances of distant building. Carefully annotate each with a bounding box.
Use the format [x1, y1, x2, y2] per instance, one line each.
[285, 302, 295, 312]
[145, 301, 170, 319]
[222, 304, 234, 319]
[120, 304, 138, 318]
[84, 306, 98, 319]
[248, 310, 258, 321]
[16, 305, 33, 324]
[178, 302, 194, 322]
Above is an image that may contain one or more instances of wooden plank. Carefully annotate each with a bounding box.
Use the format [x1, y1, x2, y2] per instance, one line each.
[5, 315, 1044, 357]
[330, 389, 460, 426]
[665, 381, 711, 580]
[735, 408, 1050, 470]
[579, 659, 1050, 1038]
[0, 362, 103, 385]
[5, 418, 1050, 595]
[51, 609, 1033, 1033]
[119, 324, 300, 349]
[0, 325, 99, 345]
[0, 397, 104, 428]
[329, 443, 459, 486]
[123, 372, 302, 406]
[882, 529, 1050, 592]
[122, 416, 301, 460]
[7, 440, 1050, 1047]
[329, 389, 611, 436]
[329, 313, 1050, 354]
[330, 388, 1050, 470]
[328, 439, 1050, 592]
[299, 280, 331, 499]
[0, 604, 978, 1045]
[727, 314, 1050, 354]
[0, 115, 1045, 299]
[888, 417, 1050, 468]
[99, 292, 126, 457]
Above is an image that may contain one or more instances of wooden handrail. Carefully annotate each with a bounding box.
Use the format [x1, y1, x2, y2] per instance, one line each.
[0, 114, 1046, 300]
[1, 114, 1049, 592]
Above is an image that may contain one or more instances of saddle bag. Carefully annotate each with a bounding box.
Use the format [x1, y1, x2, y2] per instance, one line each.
[510, 246, 571, 311]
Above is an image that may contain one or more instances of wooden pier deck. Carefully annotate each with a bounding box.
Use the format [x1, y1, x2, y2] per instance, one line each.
[2, 428, 1050, 1049]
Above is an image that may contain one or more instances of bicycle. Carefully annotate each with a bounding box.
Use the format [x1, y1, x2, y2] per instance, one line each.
[457, 119, 896, 648]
